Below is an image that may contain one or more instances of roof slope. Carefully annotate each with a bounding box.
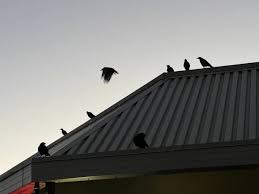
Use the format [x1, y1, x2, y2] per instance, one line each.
[2, 62, 259, 194]
[55, 62, 259, 156]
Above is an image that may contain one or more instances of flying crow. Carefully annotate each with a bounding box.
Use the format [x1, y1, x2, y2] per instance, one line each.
[101, 67, 118, 83]
[38, 142, 50, 156]
[184, 59, 190, 70]
[60, 128, 67, 136]
[167, 65, 174, 73]
[133, 133, 149, 148]
[87, 111, 95, 119]
[197, 57, 213, 68]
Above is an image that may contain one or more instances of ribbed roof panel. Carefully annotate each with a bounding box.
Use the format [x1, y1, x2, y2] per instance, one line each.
[56, 64, 259, 156]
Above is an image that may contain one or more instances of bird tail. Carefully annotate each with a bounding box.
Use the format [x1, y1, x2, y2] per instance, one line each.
[209, 64, 213, 68]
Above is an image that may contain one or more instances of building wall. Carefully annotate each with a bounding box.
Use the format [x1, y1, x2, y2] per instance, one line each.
[55, 168, 259, 194]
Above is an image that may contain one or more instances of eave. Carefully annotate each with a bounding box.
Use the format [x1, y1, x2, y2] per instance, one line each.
[31, 139, 259, 182]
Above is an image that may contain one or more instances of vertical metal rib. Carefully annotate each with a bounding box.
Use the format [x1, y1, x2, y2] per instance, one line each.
[108, 87, 158, 151]
[175, 76, 201, 145]
[123, 92, 157, 150]
[236, 71, 247, 140]
[88, 118, 117, 153]
[244, 70, 251, 139]
[66, 136, 89, 155]
[187, 75, 212, 144]
[200, 73, 221, 143]
[208, 73, 224, 142]
[110, 102, 137, 151]
[98, 108, 131, 152]
[149, 79, 177, 146]
[184, 76, 205, 144]
[77, 130, 99, 154]
[196, 74, 215, 144]
[223, 71, 239, 141]
[136, 80, 171, 146]
[117, 97, 146, 150]
[165, 76, 195, 146]
[152, 78, 180, 147]
[123, 81, 170, 150]
[212, 73, 230, 142]
[249, 70, 256, 139]
[161, 77, 187, 146]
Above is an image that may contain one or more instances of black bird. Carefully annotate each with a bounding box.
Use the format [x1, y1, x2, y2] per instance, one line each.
[197, 57, 213, 68]
[101, 67, 118, 83]
[167, 65, 174, 73]
[184, 59, 190, 70]
[87, 111, 95, 119]
[38, 142, 50, 156]
[133, 133, 149, 148]
[60, 128, 67, 136]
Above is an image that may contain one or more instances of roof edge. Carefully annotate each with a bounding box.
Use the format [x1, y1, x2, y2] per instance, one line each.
[33, 138, 259, 162]
[165, 61, 259, 79]
[32, 139, 259, 181]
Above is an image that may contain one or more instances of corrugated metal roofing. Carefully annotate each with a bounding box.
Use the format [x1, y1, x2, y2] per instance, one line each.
[54, 63, 259, 156]
[2, 62, 259, 194]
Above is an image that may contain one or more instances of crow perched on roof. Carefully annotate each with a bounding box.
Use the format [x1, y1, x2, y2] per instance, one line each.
[197, 57, 213, 68]
[133, 133, 149, 148]
[101, 67, 118, 83]
[184, 59, 190, 70]
[38, 142, 50, 156]
[87, 111, 95, 119]
[167, 65, 174, 73]
[60, 128, 67, 136]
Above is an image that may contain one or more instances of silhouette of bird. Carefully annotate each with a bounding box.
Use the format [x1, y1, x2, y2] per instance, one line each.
[197, 57, 213, 68]
[167, 65, 174, 73]
[133, 133, 149, 148]
[60, 128, 67, 136]
[101, 67, 118, 83]
[38, 142, 50, 156]
[184, 59, 190, 70]
[87, 111, 95, 119]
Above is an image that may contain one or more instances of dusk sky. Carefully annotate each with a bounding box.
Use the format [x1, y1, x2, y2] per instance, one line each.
[1, 0, 259, 174]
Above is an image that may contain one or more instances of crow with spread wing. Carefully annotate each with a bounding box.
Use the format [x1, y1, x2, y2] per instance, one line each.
[101, 67, 118, 83]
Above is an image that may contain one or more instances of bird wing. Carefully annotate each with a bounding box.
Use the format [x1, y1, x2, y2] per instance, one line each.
[101, 67, 117, 82]
[201, 58, 213, 67]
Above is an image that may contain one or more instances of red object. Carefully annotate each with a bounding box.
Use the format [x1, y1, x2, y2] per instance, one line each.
[10, 182, 34, 194]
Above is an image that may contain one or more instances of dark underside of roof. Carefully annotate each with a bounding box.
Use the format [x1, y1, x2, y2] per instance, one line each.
[55, 62, 259, 156]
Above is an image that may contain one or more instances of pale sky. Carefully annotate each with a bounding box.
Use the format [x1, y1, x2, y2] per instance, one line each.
[1, 0, 259, 174]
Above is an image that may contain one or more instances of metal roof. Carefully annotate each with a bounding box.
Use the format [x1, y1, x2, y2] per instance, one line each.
[1, 62, 259, 194]
[55, 62, 259, 156]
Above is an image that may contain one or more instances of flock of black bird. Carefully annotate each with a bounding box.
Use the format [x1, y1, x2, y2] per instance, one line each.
[38, 57, 213, 156]
[166, 57, 213, 73]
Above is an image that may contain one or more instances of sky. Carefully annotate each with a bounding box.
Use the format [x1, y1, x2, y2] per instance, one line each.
[1, 0, 259, 174]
